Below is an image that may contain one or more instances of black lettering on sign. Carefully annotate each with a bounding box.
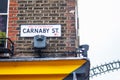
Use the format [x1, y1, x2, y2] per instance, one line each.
[23, 28, 27, 33]
[52, 28, 59, 33]
[23, 28, 49, 33]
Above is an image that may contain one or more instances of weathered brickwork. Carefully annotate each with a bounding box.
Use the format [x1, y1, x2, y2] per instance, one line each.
[8, 0, 79, 57]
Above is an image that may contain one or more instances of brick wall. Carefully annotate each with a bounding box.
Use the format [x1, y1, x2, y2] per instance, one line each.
[8, 0, 79, 57]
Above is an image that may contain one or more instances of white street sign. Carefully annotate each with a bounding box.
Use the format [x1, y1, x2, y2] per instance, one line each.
[20, 25, 61, 37]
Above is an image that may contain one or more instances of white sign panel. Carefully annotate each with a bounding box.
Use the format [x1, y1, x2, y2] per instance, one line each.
[20, 25, 61, 37]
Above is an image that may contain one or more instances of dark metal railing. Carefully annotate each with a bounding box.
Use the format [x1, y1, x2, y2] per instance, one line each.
[0, 38, 14, 57]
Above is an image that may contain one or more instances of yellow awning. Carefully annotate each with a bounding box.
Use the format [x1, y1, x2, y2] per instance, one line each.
[0, 57, 88, 80]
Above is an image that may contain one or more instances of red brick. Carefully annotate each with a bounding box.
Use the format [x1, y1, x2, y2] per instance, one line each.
[8, 31, 18, 36]
[9, 10, 18, 14]
[9, 37, 18, 41]
[9, 17, 18, 21]
[67, 2, 75, 6]
[9, 23, 18, 27]
[8, 27, 16, 30]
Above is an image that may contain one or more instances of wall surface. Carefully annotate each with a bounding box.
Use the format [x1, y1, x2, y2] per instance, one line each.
[8, 0, 78, 57]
